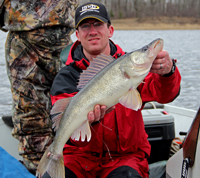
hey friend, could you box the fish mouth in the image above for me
[148,38,164,58]
[133,38,164,73]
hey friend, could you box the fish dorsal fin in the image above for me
[118,88,142,111]
[71,120,91,142]
[77,54,115,90]
[50,98,71,132]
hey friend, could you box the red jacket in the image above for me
[50,40,181,178]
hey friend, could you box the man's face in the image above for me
[76,18,114,58]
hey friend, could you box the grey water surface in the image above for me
[0,30,200,118]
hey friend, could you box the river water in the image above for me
[0,30,200,118]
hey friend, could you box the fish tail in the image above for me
[36,144,64,178]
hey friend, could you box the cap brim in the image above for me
[76,15,109,28]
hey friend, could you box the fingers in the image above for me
[155,50,167,58]
[94,105,101,121]
[100,105,107,119]
[150,50,173,75]
[88,105,115,124]
[88,111,95,124]
[151,58,165,70]
[88,105,102,124]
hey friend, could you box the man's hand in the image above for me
[88,105,115,124]
[150,50,173,75]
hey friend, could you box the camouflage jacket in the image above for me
[0,0,78,32]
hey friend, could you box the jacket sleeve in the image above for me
[50,65,81,105]
[138,66,181,104]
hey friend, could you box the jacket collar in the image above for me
[65,40,125,70]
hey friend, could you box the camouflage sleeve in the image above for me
[1,0,79,31]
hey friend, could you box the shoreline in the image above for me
[111,17,200,30]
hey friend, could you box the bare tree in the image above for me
[133,0,140,18]
[79,0,200,19]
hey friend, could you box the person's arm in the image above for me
[138,50,181,104]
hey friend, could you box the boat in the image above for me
[141,102,198,178]
[0,102,198,178]
[166,107,200,178]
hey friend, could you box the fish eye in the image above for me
[142,46,148,51]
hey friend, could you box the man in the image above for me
[50,2,181,178]
[0,0,78,174]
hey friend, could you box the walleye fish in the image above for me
[36,38,164,178]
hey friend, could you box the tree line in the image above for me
[79,0,200,19]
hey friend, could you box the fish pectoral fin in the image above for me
[118,88,142,111]
[71,120,91,142]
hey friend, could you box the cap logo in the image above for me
[80,4,100,15]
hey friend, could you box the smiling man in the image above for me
[50,2,181,178]
[76,19,113,60]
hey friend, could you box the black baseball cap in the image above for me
[75,2,111,28]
